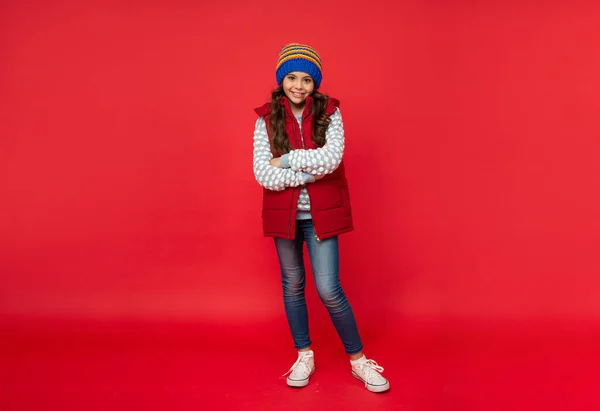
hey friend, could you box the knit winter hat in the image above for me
[276,43,323,88]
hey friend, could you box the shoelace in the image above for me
[355,359,385,387]
[281,352,314,378]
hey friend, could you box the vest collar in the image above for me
[280,95,313,119]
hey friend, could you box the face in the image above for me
[282,71,315,109]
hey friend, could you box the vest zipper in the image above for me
[288,187,297,239]
[297,114,305,149]
[297,112,320,242]
[287,115,305,240]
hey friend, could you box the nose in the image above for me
[293,78,303,90]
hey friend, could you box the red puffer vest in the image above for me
[254,95,353,240]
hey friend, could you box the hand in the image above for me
[270,158,282,168]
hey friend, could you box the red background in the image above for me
[1,0,599,410]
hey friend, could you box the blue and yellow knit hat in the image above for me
[276,43,323,88]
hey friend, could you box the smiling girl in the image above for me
[252,43,390,393]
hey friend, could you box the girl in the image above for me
[252,43,390,393]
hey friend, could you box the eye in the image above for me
[304,78,312,83]
[287,75,295,80]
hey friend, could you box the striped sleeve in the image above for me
[253,118,314,191]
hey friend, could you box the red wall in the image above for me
[1,0,599,322]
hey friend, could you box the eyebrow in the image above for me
[288,74,313,80]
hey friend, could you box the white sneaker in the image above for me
[351,357,390,393]
[282,350,315,388]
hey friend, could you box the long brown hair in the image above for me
[268,86,331,156]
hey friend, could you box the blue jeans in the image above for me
[273,219,363,354]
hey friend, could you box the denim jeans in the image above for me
[273,219,363,354]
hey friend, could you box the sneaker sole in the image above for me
[352,371,390,393]
[286,367,315,388]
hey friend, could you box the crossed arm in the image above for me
[253,109,345,191]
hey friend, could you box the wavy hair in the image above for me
[268,86,331,156]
